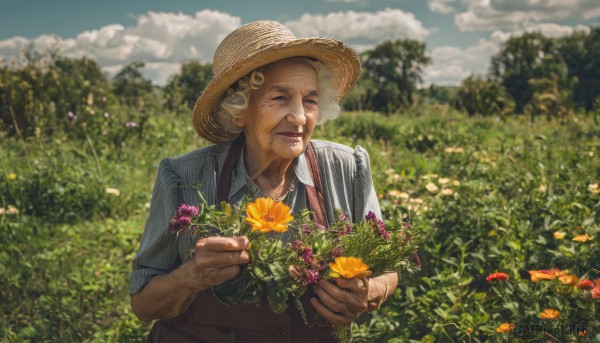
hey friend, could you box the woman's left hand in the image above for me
[310,278,369,324]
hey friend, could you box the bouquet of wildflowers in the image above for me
[168,193,424,341]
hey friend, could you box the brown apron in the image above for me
[147,136,336,342]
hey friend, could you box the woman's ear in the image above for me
[234,113,246,128]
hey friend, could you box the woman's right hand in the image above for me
[188,236,251,291]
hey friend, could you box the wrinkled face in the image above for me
[236,59,319,162]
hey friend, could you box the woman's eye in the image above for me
[305,99,318,107]
[272,96,286,101]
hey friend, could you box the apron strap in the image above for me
[216,137,328,227]
[305,142,329,228]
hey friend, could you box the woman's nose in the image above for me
[286,97,307,125]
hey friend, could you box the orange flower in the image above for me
[467,327,473,334]
[486,272,509,282]
[245,197,293,233]
[540,308,560,320]
[572,234,591,242]
[496,322,513,333]
[558,274,579,286]
[528,268,566,282]
[329,256,372,279]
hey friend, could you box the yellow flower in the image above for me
[0,208,5,216]
[419,173,439,180]
[496,322,513,333]
[558,274,579,286]
[7,173,17,181]
[572,234,591,242]
[452,180,460,186]
[553,231,566,240]
[467,327,473,334]
[387,189,409,200]
[105,187,120,196]
[438,177,450,185]
[441,188,455,196]
[538,183,547,192]
[329,256,372,279]
[224,203,231,216]
[425,182,439,192]
[540,308,559,320]
[588,183,599,194]
[245,197,293,233]
[7,205,19,215]
[444,146,464,153]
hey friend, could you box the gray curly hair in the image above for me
[216,58,340,134]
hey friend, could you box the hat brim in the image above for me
[192,37,361,143]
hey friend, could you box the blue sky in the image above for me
[1,0,598,85]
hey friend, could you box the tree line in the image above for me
[1,27,599,137]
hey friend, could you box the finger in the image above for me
[335,277,369,293]
[314,283,345,313]
[310,297,357,325]
[201,265,241,286]
[317,279,348,302]
[196,236,250,251]
[329,279,369,313]
[195,249,250,269]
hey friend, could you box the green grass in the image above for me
[1,106,599,342]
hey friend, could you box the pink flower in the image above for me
[177,204,199,218]
[365,211,390,240]
[300,269,320,286]
[331,246,344,258]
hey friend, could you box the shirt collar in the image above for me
[229,148,314,199]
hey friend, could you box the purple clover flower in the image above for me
[301,247,314,264]
[301,224,312,234]
[168,204,199,234]
[125,121,138,128]
[412,251,422,270]
[177,204,199,218]
[331,246,344,258]
[290,240,303,252]
[365,211,391,240]
[301,269,320,286]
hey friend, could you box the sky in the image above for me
[0,0,598,86]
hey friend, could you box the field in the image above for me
[1,106,599,342]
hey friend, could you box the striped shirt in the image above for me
[130,140,381,294]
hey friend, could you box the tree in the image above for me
[164,61,212,111]
[112,61,153,107]
[490,32,569,114]
[454,75,514,117]
[362,40,431,113]
[558,28,600,111]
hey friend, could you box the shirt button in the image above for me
[274,325,286,337]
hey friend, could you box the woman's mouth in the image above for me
[279,132,303,138]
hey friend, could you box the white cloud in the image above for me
[424,21,590,86]
[424,36,501,86]
[0,10,240,84]
[0,9,431,85]
[428,0,456,14]
[284,8,431,42]
[456,0,600,32]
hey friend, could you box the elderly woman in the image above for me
[130,21,398,342]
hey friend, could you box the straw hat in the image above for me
[192,20,361,143]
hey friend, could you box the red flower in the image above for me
[578,279,594,290]
[486,272,510,282]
